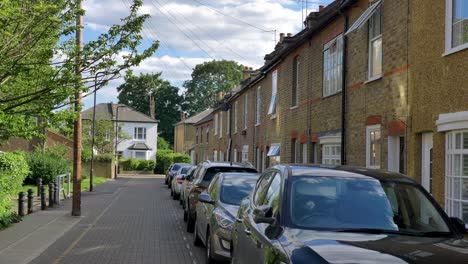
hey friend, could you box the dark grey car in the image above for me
[194,172,259,263]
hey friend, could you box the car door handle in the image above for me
[244,228,251,235]
[236,217,243,223]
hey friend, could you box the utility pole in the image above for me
[72,0,83,216]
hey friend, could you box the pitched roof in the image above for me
[82,103,159,123]
[175,108,213,125]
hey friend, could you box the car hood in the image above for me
[281,228,468,264]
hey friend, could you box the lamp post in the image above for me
[90,72,106,192]
[114,105,124,179]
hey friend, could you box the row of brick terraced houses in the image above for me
[174,0,468,224]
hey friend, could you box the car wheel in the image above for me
[193,220,202,247]
[173,192,178,200]
[167,181,171,189]
[230,247,236,264]
[179,196,183,205]
[205,232,215,264]
[183,207,188,222]
[186,208,195,233]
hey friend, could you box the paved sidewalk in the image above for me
[27,176,205,264]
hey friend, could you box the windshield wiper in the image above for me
[335,228,419,236]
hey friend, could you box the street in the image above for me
[30,176,206,264]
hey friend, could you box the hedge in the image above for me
[0,152,29,227]
[154,150,191,174]
[25,147,71,185]
[120,159,155,172]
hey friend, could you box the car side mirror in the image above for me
[450,217,467,234]
[198,192,215,205]
[253,205,275,224]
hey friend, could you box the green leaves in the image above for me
[183,60,243,115]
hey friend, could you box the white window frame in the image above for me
[256,86,261,125]
[242,145,249,162]
[268,70,278,118]
[244,94,248,130]
[219,151,224,162]
[133,127,147,140]
[301,143,308,164]
[219,112,223,138]
[214,113,218,135]
[366,125,382,169]
[445,0,468,55]
[233,149,238,162]
[292,56,299,107]
[206,126,210,143]
[292,139,298,163]
[234,101,238,133]
[323,35,343,97]
[368,8,383,80]
[322,144,341,165]
[213,150,218,162]
[445,130,468,225]
[134,151,147,160]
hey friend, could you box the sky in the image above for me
[81,0,334,110]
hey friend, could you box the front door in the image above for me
[421,132,433,193]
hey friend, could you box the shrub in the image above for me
[136,160,156,171]
[0,152,29,221]
[94,153,114,162]
[81,147,92,162]
[120,158,155,171]
[154,150,191,174]
[26,147,71,185]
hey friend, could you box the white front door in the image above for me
[421,132,433,193]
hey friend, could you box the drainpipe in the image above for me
[340,8,349,165]
[227,103,233,163]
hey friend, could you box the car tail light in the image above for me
[177,178,183,184]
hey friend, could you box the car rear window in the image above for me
[171,164,181,171]
[203,167,257,182]
[180,167,190,174]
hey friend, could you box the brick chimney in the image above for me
[319,5,325,11]
[279,33,285,43]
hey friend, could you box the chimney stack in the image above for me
[279,33,285,43]
[319,5,324,11]
[287,33,292,38]
[243,66,252,80]
[149,95,155,119]
[180,111,186,121]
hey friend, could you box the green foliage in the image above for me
[0,152,29,220]
[120,158,155,171]
[94,154,114,162]
[81,147,92,162]
[117,73,184,145]
[157,137,171,150]
[26,147,71,185]
[154,150,191,174]
[183,60,243,115]
[0,0,158,142]
[82,118,129,154]
[0,213,22,230]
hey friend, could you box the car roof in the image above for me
[201,161,256,169]
[219,172,259,178]
[280,164,417,183]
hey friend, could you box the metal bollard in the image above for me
[40,185,46,210]
[37,178,42,197]
[54,182,59,205]
[48,183,54,208]
[27,189,34,214]
[18,192,25,217]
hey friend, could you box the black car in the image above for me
[184,161,258,233]
[231,165,468,264]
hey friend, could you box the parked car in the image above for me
[184,161,258,233]
[194,172,259,262]
[181,166,197,206]
[231,165,468,264]
[171,165,192,200]
[165,163,190,188]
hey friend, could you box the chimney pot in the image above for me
[319,5,324,11]
[287,33,292,37]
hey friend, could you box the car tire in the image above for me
[183,207,188,222]
[173,192,179,200]
[205,232,215,264]
[179,197,183,206]
[186,208,195,233]
[193,221,202,247]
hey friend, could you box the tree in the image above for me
[82,116,129,154]
[183,60,244,115]
[117,73,184,145]
[0,0,158,142]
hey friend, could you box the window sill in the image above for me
[289,106,298,110]
[255,123,260,127]
[364,74,383,84]
[443,43,468,57]
[270,114,277,120]
[322,91,341,99]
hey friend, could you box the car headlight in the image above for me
[214,209,234,230]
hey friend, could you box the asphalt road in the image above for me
[30,176,207,264]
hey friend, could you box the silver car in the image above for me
[181,166,197,207]
[193,172,259,262]
[171,165,192,200]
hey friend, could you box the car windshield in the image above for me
[180,167,190,174]
[171,164,181,171]
[220,177,258,205]
[203,167,257,182]
[289,176,451,235]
